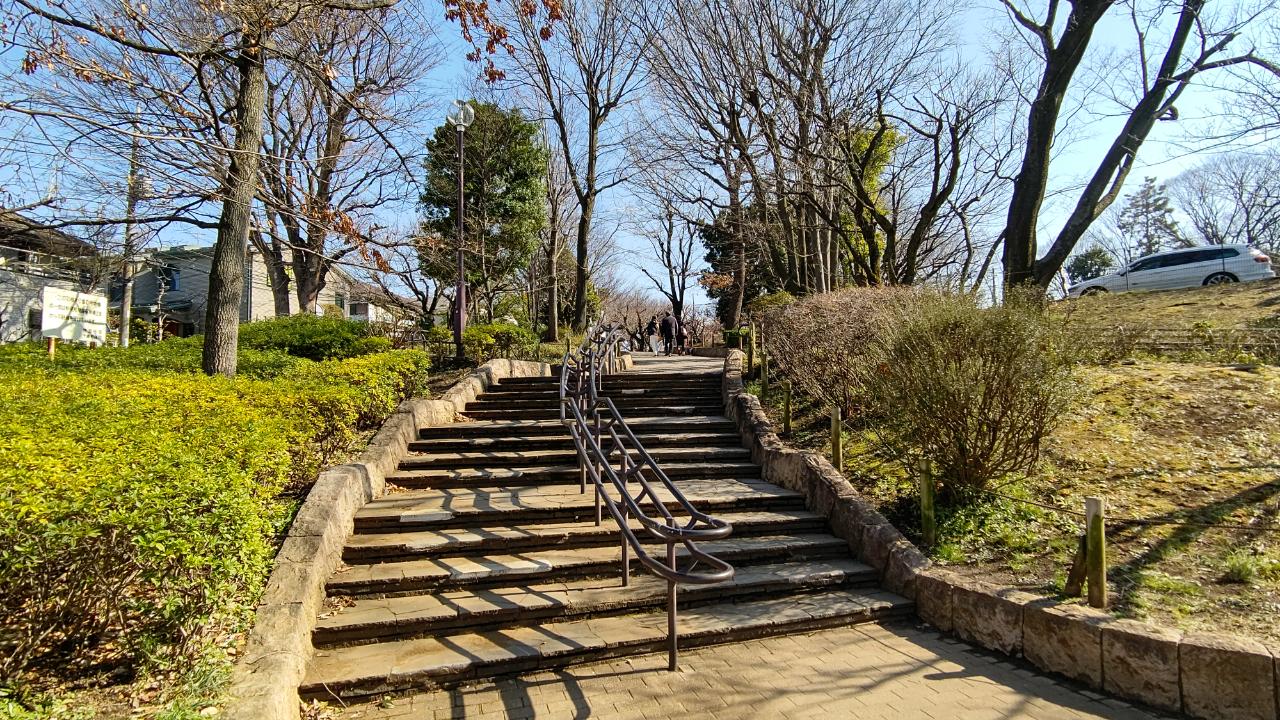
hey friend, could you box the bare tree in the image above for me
[999,0,1275,289]
[634,200,700,319]
[1170,151,1280,251]
[498,0,649,330]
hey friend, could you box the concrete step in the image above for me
[407,432,744,453]
[416,416,737,440]
[387,461,761,488]
[341,509,829,563]
[327,534,848,598]
[463,405,721,420]
[396,446,750,471]
[314,558,876,647]
[353,479,804,533]
[300,588,912,700]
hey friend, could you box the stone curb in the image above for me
[223,358,551,720]
[721,349,1278,720]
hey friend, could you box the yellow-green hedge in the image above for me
[0,341,429,686]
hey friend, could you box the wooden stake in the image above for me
[830,406,843,471]
[918,459,936,548]
[746,322,756,374]
[1085,496,1107,608]
[782,380,792,434]
[46,337,56,360]
[1063,535,1088,597]
[760,350,769,399]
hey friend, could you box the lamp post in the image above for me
[446,99,475,360]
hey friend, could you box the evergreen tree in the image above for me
[1064,246,1115,283]
[1116,177,1186,257]
[421,102,547,322]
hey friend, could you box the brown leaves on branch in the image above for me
[442,0,560,81]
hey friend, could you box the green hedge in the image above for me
[0,340,429,688]
[238,314,390,361]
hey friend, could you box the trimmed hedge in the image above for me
[0,340,429,687]
[238,314,390,361]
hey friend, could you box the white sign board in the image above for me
[41,286,108,344]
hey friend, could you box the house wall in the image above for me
[0,268,104,343]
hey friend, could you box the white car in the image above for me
[1067,245,1275,298]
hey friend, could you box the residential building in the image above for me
[124,245,408,335]
[0,214,107,343]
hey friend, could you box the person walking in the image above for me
[676,320,689,356]
[659,311,676,356]
[645,315,660,355]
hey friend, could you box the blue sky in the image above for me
[4,0,1259,310]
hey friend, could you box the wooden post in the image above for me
[1085,496,1107,608]
[746,323,756,374]
[830,406,843,471]
[918,459,936,548]
[782,380,792,434]
[760,350,769,399]
[46,337,56,360]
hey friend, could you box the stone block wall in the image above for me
[721,350,1278,720]
[225,358,551,720]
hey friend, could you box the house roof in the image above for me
[0,213,96,257]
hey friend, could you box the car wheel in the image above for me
[1203,272,1238,286]
[1081,287,1107,296]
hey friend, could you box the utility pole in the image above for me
[446,100,474,360]
[118,136,143,347]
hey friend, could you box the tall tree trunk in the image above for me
[545,246,559,341]
[572,193,594,330]
[202,33,268,377]
[1001,0,1113,286]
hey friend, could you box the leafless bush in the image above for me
[759,286,923,416]
[862,291,1080,498]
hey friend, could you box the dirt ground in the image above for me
[754,360,1280,644]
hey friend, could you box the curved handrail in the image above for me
[558,320,735,670]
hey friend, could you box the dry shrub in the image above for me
[862,290,1080,498]
[759,286,922,416]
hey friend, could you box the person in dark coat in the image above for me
[644,315,659,354]
[659,311,676,355]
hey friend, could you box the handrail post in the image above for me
[593,404,603,526]
[667,540,678,672]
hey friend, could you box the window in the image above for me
[335,294,346,311]
[157,266,180,292]
[1129,258,1158,273]
[1159,251,1201,267]
[1210,247,1239,260]
[349,302,369,316]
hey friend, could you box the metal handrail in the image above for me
[559,321,734,671]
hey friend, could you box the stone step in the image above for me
[416,416,737,440]
[463,405,721,420]
[300,588,912,700]
[354,479,805,533]
[387,462,761,489]
[341,509,828,563]
[483,385,721,399]
[466,396,723,411]
[407,432,744,453]
[314,558,876,648]
[498,375,719,387]
[397,446,750,471]
[327,534,848,598]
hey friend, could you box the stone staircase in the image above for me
[300,360,912,702]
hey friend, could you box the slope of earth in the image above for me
[1059,276,1280,329]
[751,360,1280,643]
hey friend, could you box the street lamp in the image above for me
[446,99,475,360]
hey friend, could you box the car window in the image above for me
[1167,251,1203,265]
[1211,247,1239,259]
[1129,258,1158,272]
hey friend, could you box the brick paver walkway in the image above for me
[327,622,1166,720]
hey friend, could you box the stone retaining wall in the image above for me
[722,349,1278,720]
[224,358,551,720]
